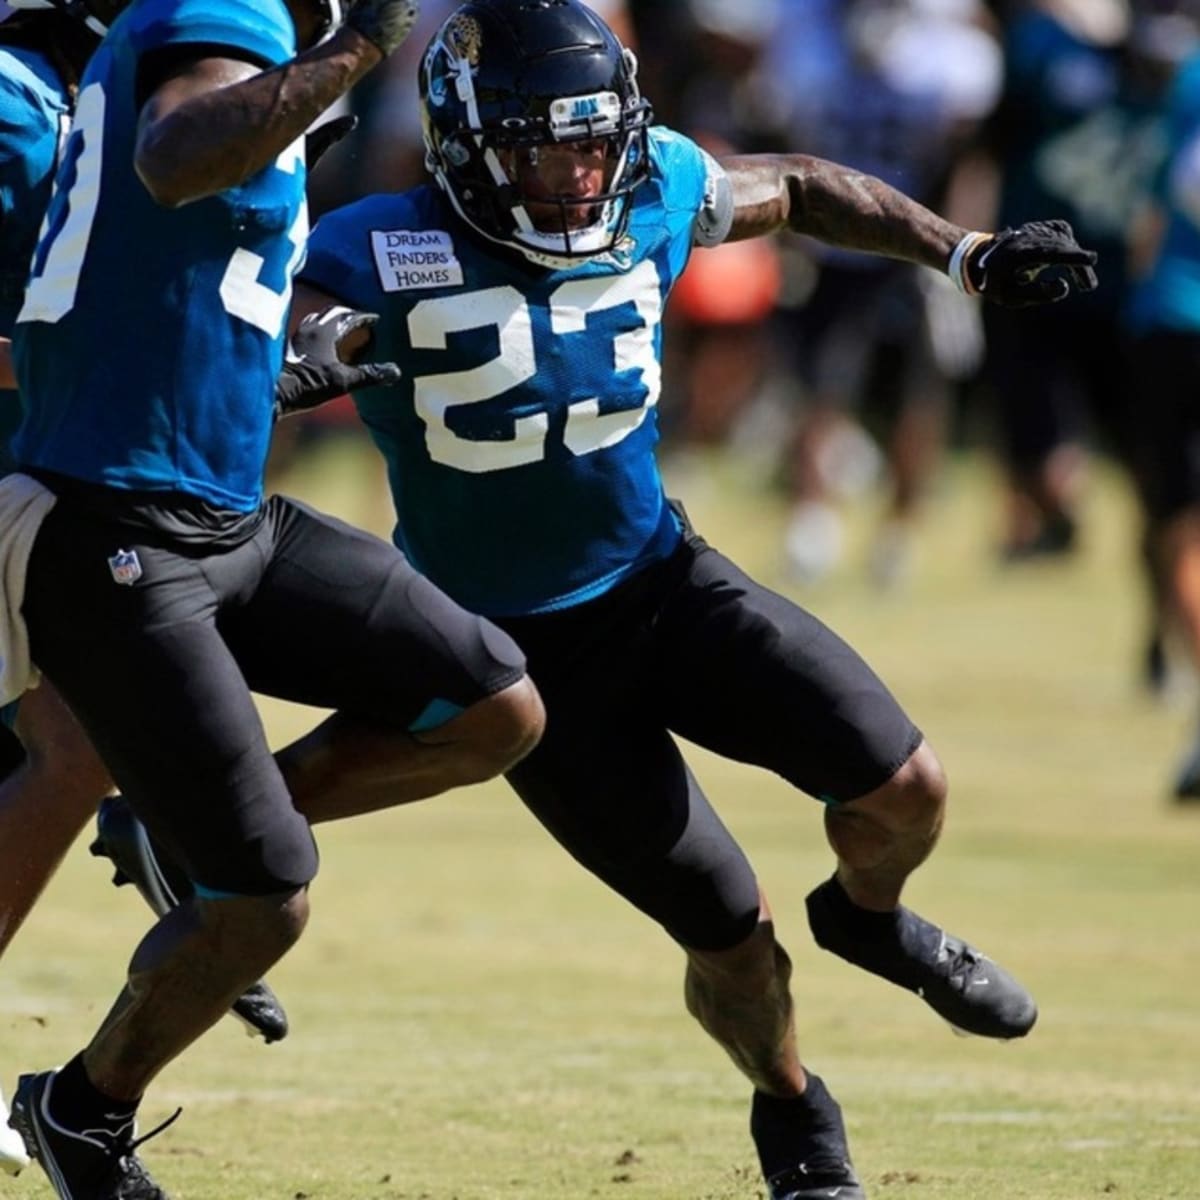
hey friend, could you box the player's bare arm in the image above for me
[721,153,965,271]
[135,0,419,207]
[718,153,1099,307]
[0,338,12,391]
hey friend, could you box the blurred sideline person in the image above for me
[1125,27,1200,799]
[2,1,545,1198]
[0,0,295,1169]
[284,3,1094,1197]
[769,0,1003,586]
[984,0,1169,564]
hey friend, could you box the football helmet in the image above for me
[419,0,654,267]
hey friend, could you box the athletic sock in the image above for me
[815,874,900,942]
[48,1053,140,1137]
[750,1072,847,1179]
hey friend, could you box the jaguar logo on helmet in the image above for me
[418,0,655,269]
[445,12,484,65]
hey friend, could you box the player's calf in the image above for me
[90,797,290,1044]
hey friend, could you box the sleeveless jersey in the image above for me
[1127,54,1200,334]
[0,43,70,474]
[301,128,715,617]
[13,0,305,512]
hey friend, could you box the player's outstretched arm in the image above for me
[135,0,419,208]
[717,154,1098,307]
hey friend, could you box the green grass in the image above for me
[3,436,1199,1199]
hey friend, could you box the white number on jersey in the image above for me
[19,83,106,325]
[218,140,307,336]
[20,86,306,337]
[408,259,663,473]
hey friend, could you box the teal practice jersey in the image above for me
[997,11,1165,312]
[1128,54,1200,334]
[0,43,70,473]
[304,131,724,619]
[300,129,720,618]
[13,0,306,512]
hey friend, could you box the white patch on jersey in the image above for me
[371,229,464,291]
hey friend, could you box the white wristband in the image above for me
[948,231,990,296]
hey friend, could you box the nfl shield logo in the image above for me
[107,548,143,586]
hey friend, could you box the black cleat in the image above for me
[767,1162,866,1200]
[8,1069,174,1200]
[230,981,289,1044]
[1171,730,1200,802]
[806,878,1037,1039]
[753,1081,866,1200]
[90,796,290,1044]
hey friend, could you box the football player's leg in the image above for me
[0,683,112,960]
[21,508,316,1113]
[225,497,542,822]
[0,691,114,1177]
[506,695,862,1199]
[89,795,291,1043]
[658,532,1036,1039]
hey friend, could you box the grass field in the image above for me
[2,436,1199,1200]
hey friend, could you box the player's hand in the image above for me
[967,219,1099,307]
[273,306,401,419]
[345,0,420,56]
[306,114,357,174]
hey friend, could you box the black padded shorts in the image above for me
[23,493,526,897]
[500,521,922,951]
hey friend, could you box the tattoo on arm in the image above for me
[136,29,381,207]
[720,154,968,273]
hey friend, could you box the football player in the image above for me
[278,2,1096,1198]
[0,0,300,1169]
[3,0,546,1196]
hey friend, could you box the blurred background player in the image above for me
[982,0,1167,572]
[768,0,1003,586]
[1123,4,1200,796]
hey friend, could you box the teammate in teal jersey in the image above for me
[0,0,315,1085]
[0,0,295,1168]
[282,3,1095,1197]
[0,5,105,1170]
[1126,32,1200,799]
[985,3,1170,562]
[4,0,546,1198]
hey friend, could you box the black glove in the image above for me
[967,219,1099,307]
[305,114,357,174]
[346,0,421,56]
[274,306,401,419]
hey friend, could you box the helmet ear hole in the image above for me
[418,0,654,266]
